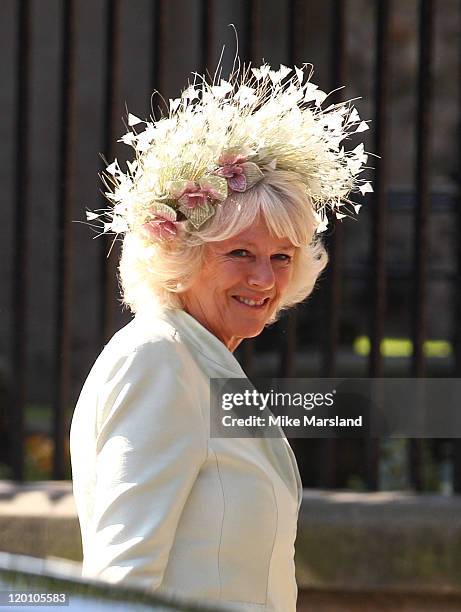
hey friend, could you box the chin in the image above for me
[238,324,267,339]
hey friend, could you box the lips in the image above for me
[232,295,270,308]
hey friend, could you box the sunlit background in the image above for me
[0,0,460,494]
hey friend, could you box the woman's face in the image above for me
[180,217,296,351]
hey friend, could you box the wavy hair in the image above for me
[119,170,328,321]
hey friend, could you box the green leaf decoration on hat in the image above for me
[179,201,216,229]
[166,179,195,199]
[198,175,228,201]
[241,162,264,190]
[149,202,177,221]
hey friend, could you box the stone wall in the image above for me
[2,483,461,610]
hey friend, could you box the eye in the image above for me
[229,249,250,257]
[272,253,292,262]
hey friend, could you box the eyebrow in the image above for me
[234,241,296,251]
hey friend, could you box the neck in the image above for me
[179,301,241,353]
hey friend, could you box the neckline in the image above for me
[135,307,302,506]
[138,307,246,376]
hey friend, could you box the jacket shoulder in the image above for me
[106,314,180,354]
[74,315,207,443]
[95,315,187,381]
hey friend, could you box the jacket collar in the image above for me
[135,306,303,511]
[162,309,303,510]
[137,307,246,377]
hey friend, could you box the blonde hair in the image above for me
[119,170,328,320]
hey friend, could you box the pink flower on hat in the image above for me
[178,186,208,209]
[215,153,248,192]
[142,213,178,242]
[174,180,224,209]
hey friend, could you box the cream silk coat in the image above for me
[70,308,303,611]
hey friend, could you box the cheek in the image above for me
[202,267,238,303]
[276,267,293,294]
[216,261,245,289]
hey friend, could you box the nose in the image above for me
[247,257,275,290]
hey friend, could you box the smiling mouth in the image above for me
[232,295,270,308]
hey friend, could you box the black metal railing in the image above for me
[2,0,460,491]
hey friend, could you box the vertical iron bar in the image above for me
[318,0,346,489]
[200,0,214,75]
[452,3,461,494]
[52,0,76,479]
[288,0,303,65]
[278,312,298,377]
[409,0,434,491]
[241,0,262,377]
[369,2,389,378]
[365,0,391,491]
[278,0,304,379]
[412,0,434,379]
[241,337,255,378]
[151,0,165,100]
[100,0,122,345]
[323,0,345,380]
[10,0,31,481]
[244,0,261,65]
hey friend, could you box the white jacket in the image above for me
[70,308,302,611]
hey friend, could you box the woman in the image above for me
[70,62,371,611]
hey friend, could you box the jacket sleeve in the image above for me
[82,339,208,589]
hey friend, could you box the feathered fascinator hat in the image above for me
[88,62,373,242]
